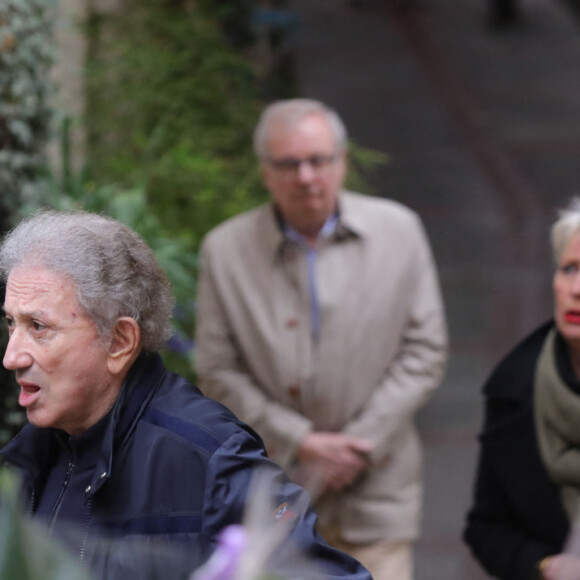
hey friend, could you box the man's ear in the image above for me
[107,317,141,376]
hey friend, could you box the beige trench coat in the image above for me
[195,191,448,543]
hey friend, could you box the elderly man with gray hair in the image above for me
[0,210,372,580]
[195,98,448,580]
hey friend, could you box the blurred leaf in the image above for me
[0,468,91,580]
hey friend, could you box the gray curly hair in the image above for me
[551,197,580,265]
[253,98,348,160]
[0,210,174,352]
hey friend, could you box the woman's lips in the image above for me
[18,382,40,407]
[565,311,580,324]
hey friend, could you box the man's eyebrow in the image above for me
[3,308,45,319]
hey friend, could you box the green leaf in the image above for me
[0,469,92,580]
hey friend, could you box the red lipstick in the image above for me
[565,311,580,324]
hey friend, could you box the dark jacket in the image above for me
[1,353,371,580]
[463,321,569,580]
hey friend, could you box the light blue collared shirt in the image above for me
[283,213,339,340]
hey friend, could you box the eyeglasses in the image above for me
[264,153,339,173]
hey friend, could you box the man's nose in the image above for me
[296,159,316,182]
[3,331,32,371]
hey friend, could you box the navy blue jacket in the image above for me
[463,321,569,580]
[2,353,372,580]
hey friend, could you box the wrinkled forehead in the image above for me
[4,265,79,310]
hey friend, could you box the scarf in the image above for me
[535,328,580,521]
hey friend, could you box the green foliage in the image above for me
[0,392,24,450]
[145,143,267,249]
[85,0,267,245]
[345,141,389,193]
[0,0,54,225]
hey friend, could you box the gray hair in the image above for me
[551,197,580,265]
[0,210,174,352]
[253,98,348,159]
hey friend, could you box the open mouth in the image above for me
[18,382,40,407]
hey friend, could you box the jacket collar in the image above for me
[88,352,166,497]
[483,319,554,402]
[262,190,364,262]
[336,190,368,238]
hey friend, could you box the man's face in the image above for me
[3,266,119,435]
[260,113,346,238]
[554,231,580,348]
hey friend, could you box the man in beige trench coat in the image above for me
[195,98,448,580]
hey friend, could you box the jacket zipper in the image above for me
[79,496,94,562]
[29,489,37,515]
[48,459,75,533]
